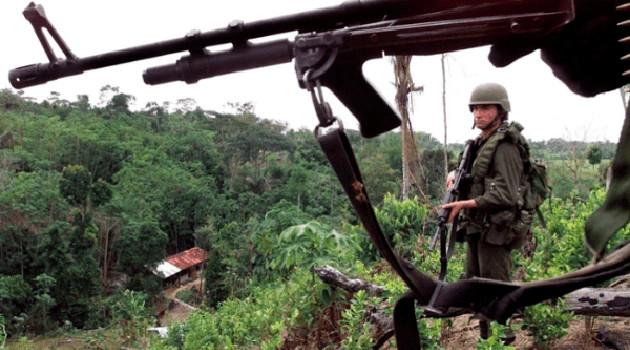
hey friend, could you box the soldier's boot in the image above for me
[479,320,489,339]
[503,327,516,345]
[501,320,516,345]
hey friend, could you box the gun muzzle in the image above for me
[9,61,84,89]
[143,39,293,85]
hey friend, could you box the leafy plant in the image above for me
[174,270,323,349]
[416,310,444,349]
[520,300,571,349]
[174,289,196,304]
[339,290,375,349]
[110,290,154,347]
[475,322,516,350]
[271,221,361,272]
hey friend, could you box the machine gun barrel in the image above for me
[143,39,294,85]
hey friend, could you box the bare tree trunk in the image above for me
[441,54,449,189]
[393,56,425,201]
[395,56,413,200]
[103,229,109,286]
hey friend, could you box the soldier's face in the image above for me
[472,104,499,130]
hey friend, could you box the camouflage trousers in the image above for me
[465,232,513,282]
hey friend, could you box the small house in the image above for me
[154,247,209,287]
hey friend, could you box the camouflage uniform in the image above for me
[462,122,529,282]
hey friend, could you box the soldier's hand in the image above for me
[441,199,478,223]
[446,170,456,190]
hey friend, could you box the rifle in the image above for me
[430,140,474,281]
[9,0,574,138]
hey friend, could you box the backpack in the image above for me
[473,121,550,228]
[521,154,550,227]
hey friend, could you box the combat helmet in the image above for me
[468,82,511,112]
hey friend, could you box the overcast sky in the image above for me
[1,0,626,144]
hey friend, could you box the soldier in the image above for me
[442,82,532,342]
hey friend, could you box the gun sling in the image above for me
[316,123,630,349]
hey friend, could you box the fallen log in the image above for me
[314,265,392,347]
[565,288,630,316]
[314,265,385,297]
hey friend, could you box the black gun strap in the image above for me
[317,128,437,300]
[317,127,630,349]
[447,216,459,260]
[317,128,437,349]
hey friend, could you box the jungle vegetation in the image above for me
[0,88,622,349]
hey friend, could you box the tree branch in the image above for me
[314,265,385,297]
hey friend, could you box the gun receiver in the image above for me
[9,0,574,137]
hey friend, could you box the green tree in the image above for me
[0,171,68,277]
[586,144,603,167]
[0,275,32,336]
[288,129,328,167]
[234,120,294,188]
[115,221,167,293]
[358,151,399,204]
[60,165,90,207]
[422,148,454,200]
[286,165,310,210]
[32,223,101,328]
[31,274,57,332]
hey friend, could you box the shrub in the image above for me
[521,300,571,349]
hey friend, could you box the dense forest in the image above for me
[0,87,624,349]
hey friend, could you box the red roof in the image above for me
[166,247,208,270]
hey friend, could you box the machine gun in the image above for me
[430,140,474,281]
[9,0,574,138]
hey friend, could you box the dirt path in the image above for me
[159,278,204,326]
[163,277,204,299]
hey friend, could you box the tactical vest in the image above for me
[469,121,528,199]
[464,121,530,245]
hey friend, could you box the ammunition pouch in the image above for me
[484,210,514,246]
[482,209,532,249]
[462,209,487,236]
